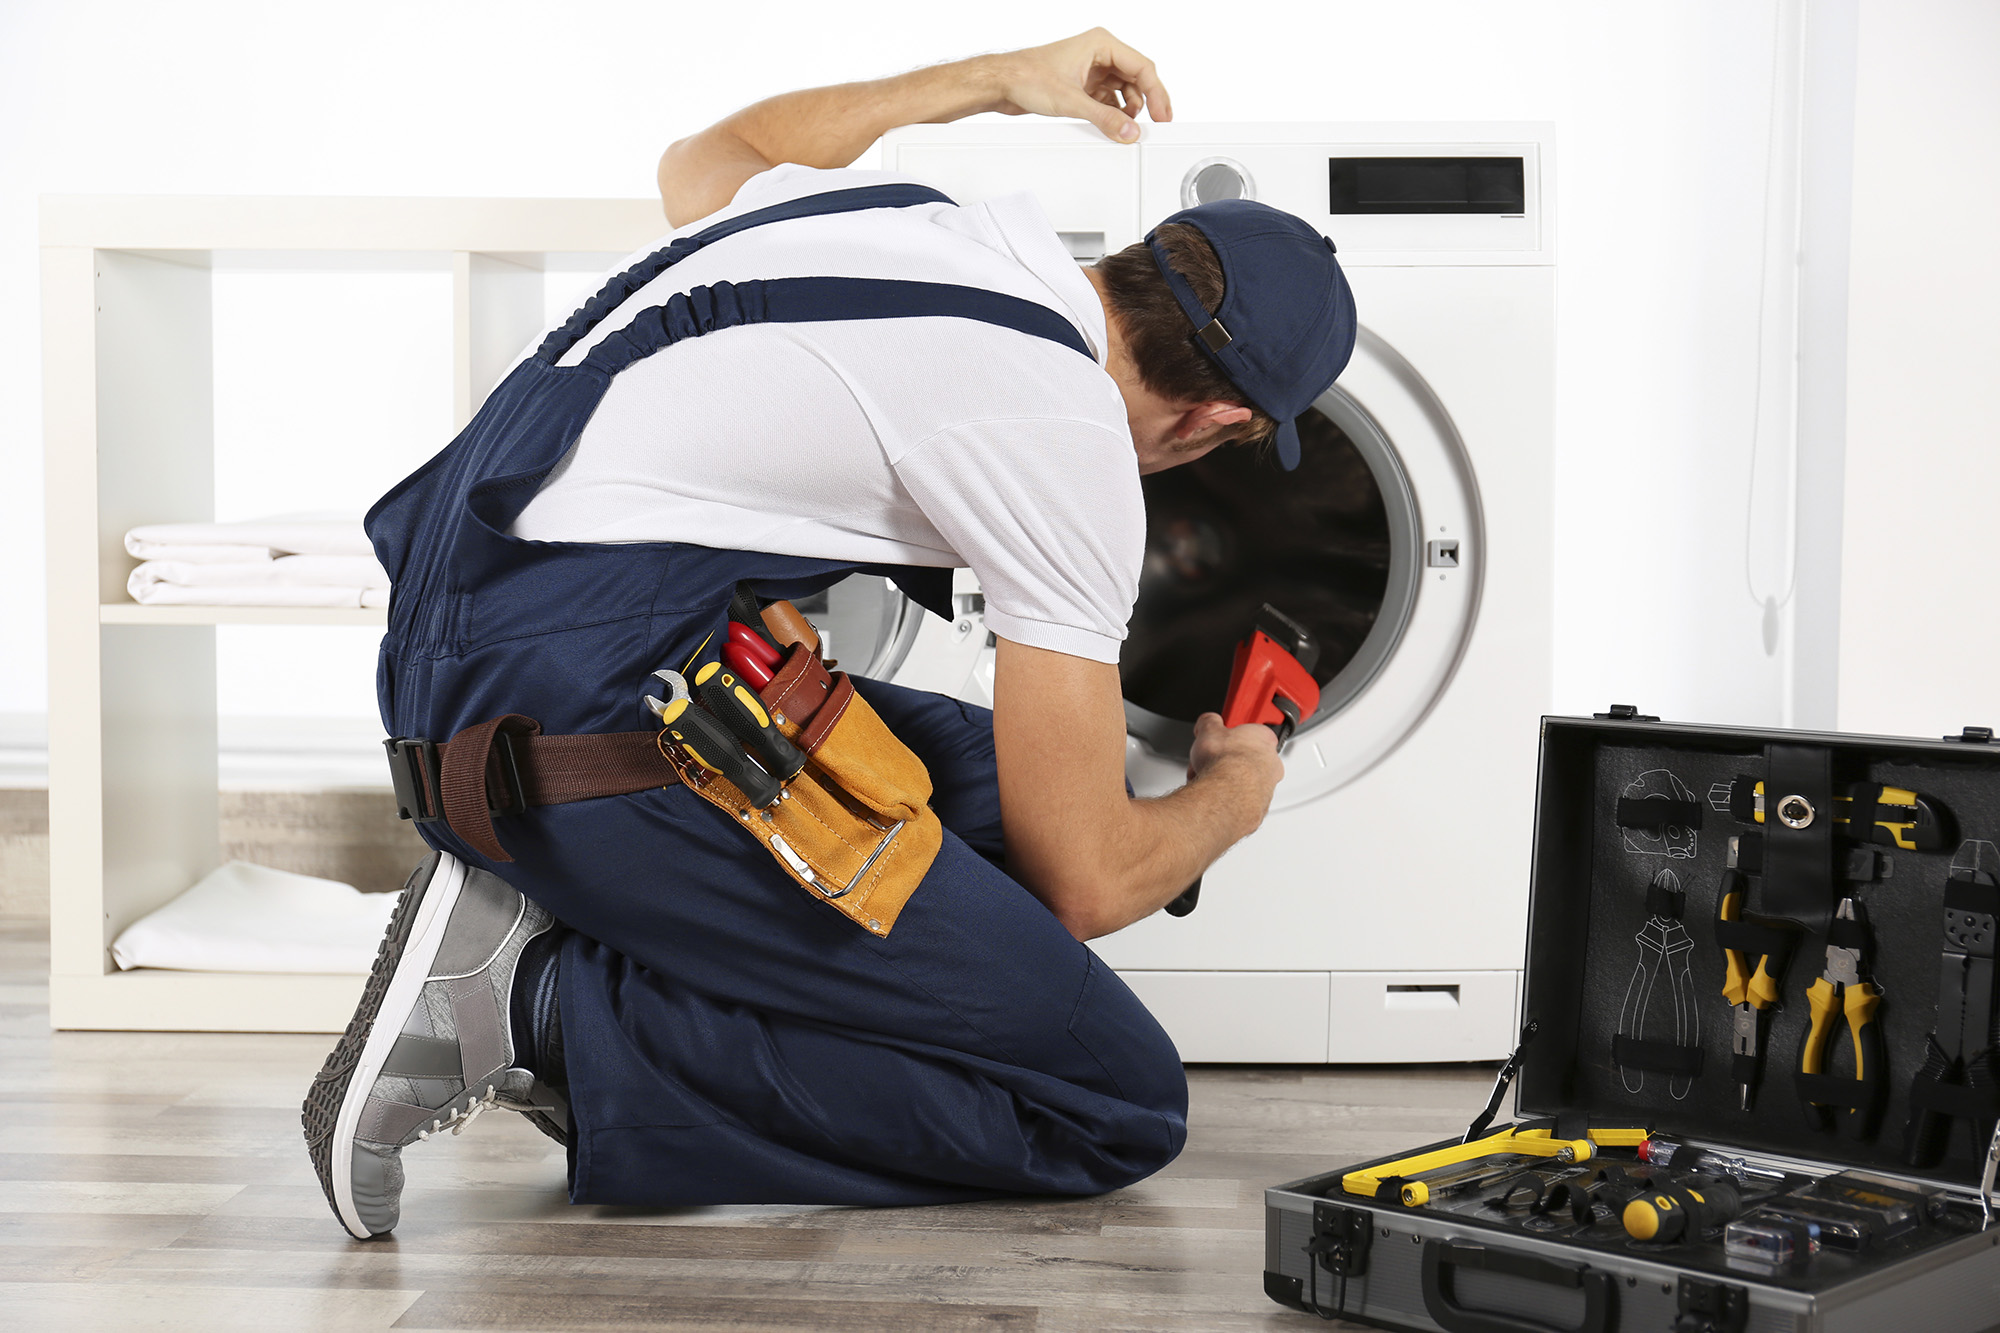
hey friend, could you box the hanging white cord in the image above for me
[1743,0,1809,612]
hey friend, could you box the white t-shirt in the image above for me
[510,165,1144,663]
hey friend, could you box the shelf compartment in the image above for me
[49,968,367,1033]
[101,604,387,626]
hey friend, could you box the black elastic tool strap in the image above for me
[1825,915,1871,950]
[1714,918,1801,965]
[1613,1036,1705,1075]
[1762,743,1836,931]
[1794,1071,1881,1112]
[1617,797,1704,831]
[1647,882,1686,918]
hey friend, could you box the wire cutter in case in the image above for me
[1798,897,1887,1139]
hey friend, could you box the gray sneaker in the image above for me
[302,851,568,1239]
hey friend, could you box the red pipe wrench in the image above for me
[1167,605,1321,917]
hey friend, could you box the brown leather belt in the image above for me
[386,624,838,864]
[386,718,681,863]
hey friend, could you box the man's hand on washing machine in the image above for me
[983,28,1174,144]
[658,30,1171,226]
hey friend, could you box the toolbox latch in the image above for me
[1948,725,1994,744]
[1672,1276,1747,1333]
[1593,704,1660,721]
[1306,1200,1372,1278]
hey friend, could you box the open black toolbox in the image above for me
[1265,712,2000,1332]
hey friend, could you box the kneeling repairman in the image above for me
[303,28,1357,1239]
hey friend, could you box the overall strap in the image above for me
[537,183,955,364]
[579,275,1095,377]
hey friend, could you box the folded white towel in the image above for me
[124,542,279,564]
[130,554,389,592]
[126,580,388,609]
[110,860,398,974]
[124,514,374,560]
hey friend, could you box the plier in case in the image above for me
[1717,866,1790,1111]
[1904,839,2000,1168]
[1798,897,1887,1139]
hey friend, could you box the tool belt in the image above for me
[385,636,939,939]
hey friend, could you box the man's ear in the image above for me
[1173,401,1254,441]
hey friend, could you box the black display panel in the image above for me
[1328,156,1526,214]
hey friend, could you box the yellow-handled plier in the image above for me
[1718,868,1784,1110]
[1798,897,1887,1139]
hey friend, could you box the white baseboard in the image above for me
[0,712,389,790]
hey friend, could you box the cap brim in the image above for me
[1273,416,1301,471]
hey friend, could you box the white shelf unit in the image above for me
[42,195,664,1031]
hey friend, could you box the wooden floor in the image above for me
[0,918,1495,1331]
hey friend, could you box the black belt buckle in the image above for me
[384,737,444,823]
[487,730,526,818]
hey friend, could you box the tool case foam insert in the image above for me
[1264,713,2000,1332]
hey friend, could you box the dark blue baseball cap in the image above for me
[1145,199,1358,470]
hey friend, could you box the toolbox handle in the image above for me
[1420,1239,1612,1333]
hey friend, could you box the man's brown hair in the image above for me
[1094,224,1279,445]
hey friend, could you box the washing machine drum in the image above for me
[1122,409,1389,737]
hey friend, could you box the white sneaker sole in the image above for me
[309,851,468,1240]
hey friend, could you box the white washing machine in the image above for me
[796,123,1554,1063]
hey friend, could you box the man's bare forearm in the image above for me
[659,58,1002,225]
[658,30,1170,226]
[1092,757,1273,931]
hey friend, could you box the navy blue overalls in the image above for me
[365,184,1188,1206]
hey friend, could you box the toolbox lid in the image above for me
[1513,713,2000,1193]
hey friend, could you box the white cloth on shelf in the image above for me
[125,580,388,608]
[123,542,279,564]
[123,513,375,560]
[129,554,389,593]
[122,514,385,608]
[109,860,397,974]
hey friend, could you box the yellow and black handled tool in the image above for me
[1719,777,1953,852]
[1718,867,1791,1111]
[646,669,784,809]
[1342,1125,1649,1207]
[1623,1175,1743,1243]
[695,661,807,782]
[1798,897,1887,1139]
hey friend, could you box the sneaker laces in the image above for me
[415,1083,542,1140]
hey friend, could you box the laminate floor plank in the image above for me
[0,918,1470,1331]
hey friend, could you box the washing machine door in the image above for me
[1123,327,1482,808]
[815,325,1481,809]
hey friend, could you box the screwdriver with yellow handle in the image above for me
[1715,777,1953,852]
[645,669,784,809]
[1622,1175,1743,1243]
[694,661,807,782]
[1798,896,1887,1139]
[1718,867,1788,1111]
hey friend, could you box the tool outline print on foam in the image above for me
[1617,768,1700,859]
[1615,868,1703,1101]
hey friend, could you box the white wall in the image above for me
[1837,0,2000,739]
[0,0,1923,744]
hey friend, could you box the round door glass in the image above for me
[788,575,922,679]
[1120,392,1419,758]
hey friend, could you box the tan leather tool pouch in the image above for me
[662,641,940,937]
